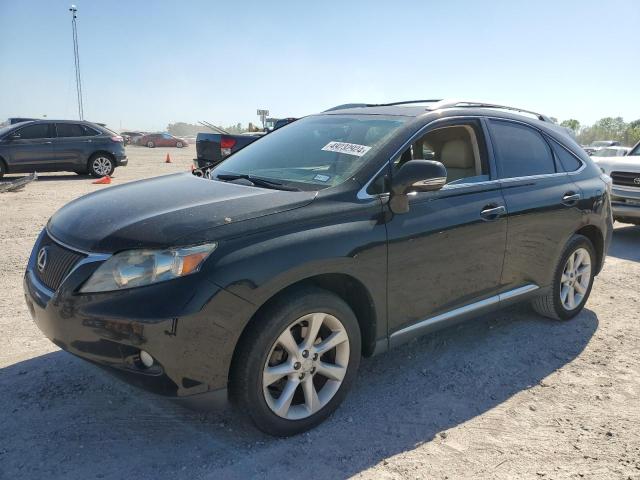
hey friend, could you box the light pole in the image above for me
[69,5,84,120]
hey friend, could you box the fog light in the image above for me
[139,350,154,368]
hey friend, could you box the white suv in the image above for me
[593,141,640,225]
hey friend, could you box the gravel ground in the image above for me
[1,145,639,479]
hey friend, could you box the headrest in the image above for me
[441,139,474,169]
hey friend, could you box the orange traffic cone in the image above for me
[165,153,172,163]
[92,176,111,185]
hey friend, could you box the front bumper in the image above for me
[23,232,254,398]
[611,186,640,219]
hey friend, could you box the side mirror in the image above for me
[389,160,447,214]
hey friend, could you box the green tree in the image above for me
[560,119,581,135]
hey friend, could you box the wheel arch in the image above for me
[228,273,378,384]
[0,155,8,173]
[87,150,115,165]
[575,224,604,274]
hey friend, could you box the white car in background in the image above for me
[593,141,640,225]
[591,146,630,158]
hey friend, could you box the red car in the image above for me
[140,133,188,148]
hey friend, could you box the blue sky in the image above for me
[1,0,638,131]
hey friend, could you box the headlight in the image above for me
[80,243,217,293]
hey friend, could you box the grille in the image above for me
[611,171,640,188]
[34,232,86,291]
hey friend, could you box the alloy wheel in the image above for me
[92,157,112,176]
[560,247,592,310]
[262,312,349,420]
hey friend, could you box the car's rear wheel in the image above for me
[231,287,361,436]
[88,154,115,178]
[532,234,596,320]
[176,141,183,148]
[147,141,155,148]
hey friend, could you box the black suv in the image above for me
[0,120,127,178]
[24,100,612,436]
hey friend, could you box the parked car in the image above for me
[583,140,620,155]
[120,131,145,146]
[140,133,188,148]
[592,140,640,225]
[24,100,612,436]
[194,131,261,167]
[0,120,127,178]
[590,146,630,157]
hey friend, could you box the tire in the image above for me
[230,286,361,436]
[176,142,183,148]
[147,141,155,148]
[88,153,115,178]
[532,234,596,320]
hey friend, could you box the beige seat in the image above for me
[440,139,476,182]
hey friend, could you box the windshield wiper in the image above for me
[215,173,301,191]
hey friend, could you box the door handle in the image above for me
[480,205,506,221]
[44,141,52,144]
[562,192,581,205]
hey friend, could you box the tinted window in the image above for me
[489,120,556,178]
[82,125,101,136]
[56,123,86,137]
[16,123,50,139]
[550,141,582,171]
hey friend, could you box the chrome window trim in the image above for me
[357,114,587,201]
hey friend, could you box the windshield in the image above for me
[0,124,16,137]
[212,115,408,190]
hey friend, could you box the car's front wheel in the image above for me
[532,234,596,320]
[88,154,115,178]
[231,287,361,436]
[176,141,183,148]
[147,141,155,148]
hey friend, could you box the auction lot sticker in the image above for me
[322,141,371,157]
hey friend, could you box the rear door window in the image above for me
[549,140,582,172]
[488,120,556,178]
[56,123,86,138]
[16,123,51,139]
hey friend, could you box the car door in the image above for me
[385,118,507,342]
[53,122,94,169]
[486,118,584,292]
[3,123,55,172]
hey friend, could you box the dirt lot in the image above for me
[1,145,639,479]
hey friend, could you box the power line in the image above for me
[69,5,84,120]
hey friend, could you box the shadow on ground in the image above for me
[0,306,597,479]
[608,224,640,262]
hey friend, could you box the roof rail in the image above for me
[324,99,442,112]
[426,100,552,122]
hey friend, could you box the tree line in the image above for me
[166,122,258,137]
[560,117,640,146]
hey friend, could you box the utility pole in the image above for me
[69,5,84,120]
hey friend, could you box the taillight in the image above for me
[220,137,236,149]
[111,136,123,143]
[220,137,236,158]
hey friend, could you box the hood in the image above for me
[592,155,640,173]
[48,173,316,253]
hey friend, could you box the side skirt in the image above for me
[386,284,541,350]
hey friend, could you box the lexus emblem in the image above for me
[634,177,640,185]
[37,247,48,272]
